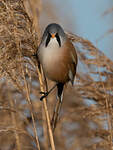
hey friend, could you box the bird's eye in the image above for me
[45,32,51,47]
[55,33,61,47]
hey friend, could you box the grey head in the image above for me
[41,23,67,47]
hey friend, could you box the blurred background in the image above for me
[41,0,113,58]
[0,0,113,150]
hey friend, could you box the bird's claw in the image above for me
[40,91,48,101]
[40,91,46,94]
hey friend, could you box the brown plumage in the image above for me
[44,39,77,84]
[38,23,78,100]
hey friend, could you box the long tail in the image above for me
[51,83,64,131]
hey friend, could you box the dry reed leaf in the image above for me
[0,0,113,150]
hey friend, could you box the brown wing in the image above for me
[63,39,78,84]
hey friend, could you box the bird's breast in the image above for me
[38,38,77,83]
[40,44,62,72]
[39,40,69,82]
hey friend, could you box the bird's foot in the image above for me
[40,91,49,101]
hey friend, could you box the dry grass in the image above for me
[0,0,113,150]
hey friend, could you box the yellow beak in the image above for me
[51,33,56,38]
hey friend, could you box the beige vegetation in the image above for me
[0,0,113,150]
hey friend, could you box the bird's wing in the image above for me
[66,40,78,85]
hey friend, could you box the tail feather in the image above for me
[57,83,64,102]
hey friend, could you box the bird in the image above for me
[37,23,78,101]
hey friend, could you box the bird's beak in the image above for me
[51,33,56,38]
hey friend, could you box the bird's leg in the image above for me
[40,84,57,101]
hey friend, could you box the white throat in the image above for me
[43,37,60,59]
[47,37,60,49]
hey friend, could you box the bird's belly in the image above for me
[44,63,69,83]
[41,50,69,83]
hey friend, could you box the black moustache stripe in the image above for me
[56,33,61,47]
[45,33,51,47]
[45,33,61,47]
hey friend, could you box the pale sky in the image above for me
[43,0,113,59]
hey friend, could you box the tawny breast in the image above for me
[39,39,77,84]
